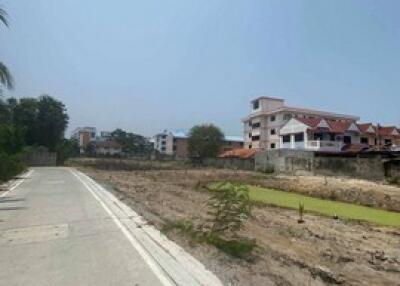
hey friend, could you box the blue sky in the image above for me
[1,0,399,137]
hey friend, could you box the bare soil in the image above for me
[81,168,400,286]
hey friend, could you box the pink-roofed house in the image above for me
[279,117,361,152]
[242,96,359,150]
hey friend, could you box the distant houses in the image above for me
[71,127,97,154]
[71,95,399,158]
[71,128,125,156]
[153,130,243,159]
[243,96,400,152]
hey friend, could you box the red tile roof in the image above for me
[378,126,399,137]
[218,148,258,159]
[295,117,355,133]
[326,120,352,133]
[296,117,322,128]
[357,123,375,134]
[357,123,400,137]
[341,143,371,153]
[95,141,122,148]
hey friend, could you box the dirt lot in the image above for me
[80,167,400,286]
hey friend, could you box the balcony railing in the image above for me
[305,140,343,151]
[281,140,343,151]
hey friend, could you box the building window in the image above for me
[270,143,276,149]
[329,133,335,141]
[270,115,276,122]
[173,145,177,151]
[282,135,290,143]
[344,136,352,144]
[248,121,252,127]
[270,129,276,135]
[248,133,252,138]
[161,146,166,151]
[361,137,368,144]
[253,100,259,110]
[384,139,392,145]
[283,114,292,120]
[252,122,260,128]
[294,133,304,142]
[314,133,323,140]
[249,144,252,149]
[251,135,260,141]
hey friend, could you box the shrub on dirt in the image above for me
[0,152,25,182]
[205,182,252,236]
[163,182,256,259]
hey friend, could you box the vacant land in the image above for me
[76,164,400,286]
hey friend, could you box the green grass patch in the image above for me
[210,183,400,227]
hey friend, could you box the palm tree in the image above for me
[0,7,13,89]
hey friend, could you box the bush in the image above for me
[163,220,257,259]
[163,182,256,259]
[205,182,252,236]
[206,233,256,259]
[0,152,25,182]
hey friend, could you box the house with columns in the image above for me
[243,96,400,152]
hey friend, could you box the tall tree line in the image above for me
[0,95,69,151]
[0,95,72,181]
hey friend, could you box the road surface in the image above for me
[0,167,222,286]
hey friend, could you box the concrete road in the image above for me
[0,168,168,286]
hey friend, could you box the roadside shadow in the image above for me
[12,176,32,180]
[0,206,27,211]
[0,198,25,203]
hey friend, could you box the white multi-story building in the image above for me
[154,130,244,158]
[242,96,359,150]
[71,127,97,153]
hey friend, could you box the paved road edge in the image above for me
[70,168,224,286]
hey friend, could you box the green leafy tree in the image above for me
[0,124,25,154]
[111,128,151,155]
[0,8,13,89]
[84,141,96,156]
[35,95,69,151]
[206,182,252,236]
[0,98,11,124]
[188,124,224,159]
[13,98,39,145]
[56,138,79,164]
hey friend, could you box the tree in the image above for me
[13,98,39,145]
[111,128,151,155]
[56,138,79,164]
[0,97,11,124]
[35,95,69,151]
[0,7,9,27]
[0,8,13,89]
[188,124,224,159]
[0,124,25,154]
[206,182,252,236]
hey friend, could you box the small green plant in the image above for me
[298,202,305,223]
[164,182,256,259]
[205,182,252,236]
